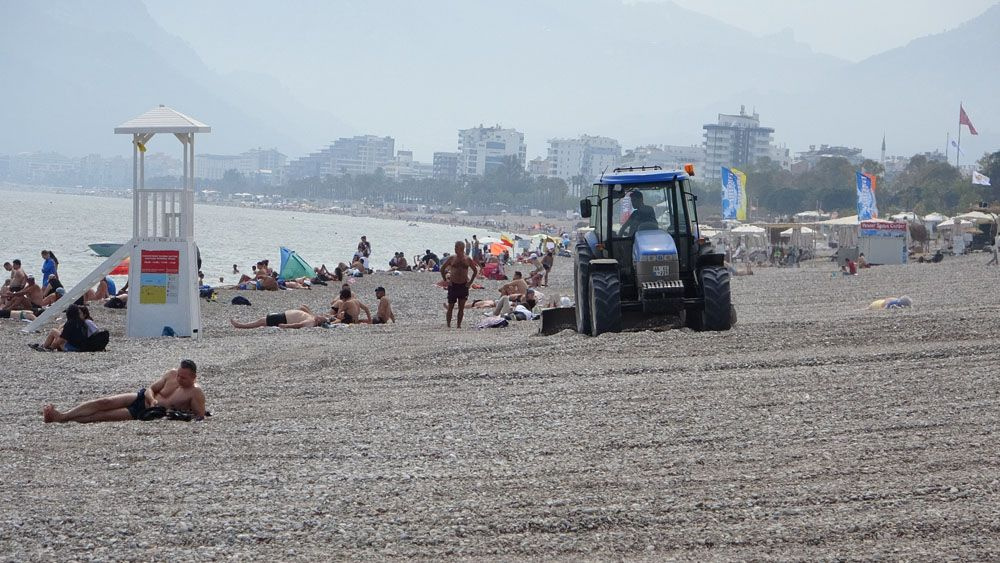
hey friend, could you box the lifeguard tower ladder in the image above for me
[23,106,210,338]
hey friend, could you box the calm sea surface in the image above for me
[0,188,496,284]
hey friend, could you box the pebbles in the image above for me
[2,255,1000,559]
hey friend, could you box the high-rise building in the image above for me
[620,144,706,173]
[195,148,286,182]
[547,135,621,194]
[457,125,526,177]
[703,106,775,182]
[287,135,394,180]
[383,150,433,180]
[527,157,552,178]
[433,152,459,180]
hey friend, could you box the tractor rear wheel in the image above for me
[700,266,732,331]
[574,243,592,335]
[589,268,622,336]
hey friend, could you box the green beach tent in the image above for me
[279,247,314,281]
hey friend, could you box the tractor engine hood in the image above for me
[633,229,679,282]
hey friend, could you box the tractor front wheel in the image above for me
[589,268,622,336]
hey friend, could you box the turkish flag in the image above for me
[960,104,978,135]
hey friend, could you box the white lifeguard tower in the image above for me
[24,106,210,338]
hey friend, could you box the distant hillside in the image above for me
[754,2,1000,159]
[0,0,351,156]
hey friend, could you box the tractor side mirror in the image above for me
[580,199,592,218]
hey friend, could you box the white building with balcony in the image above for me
[457,125,526,176]
[703,106,775,183]
[547,135,621,193]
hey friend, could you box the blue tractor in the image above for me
[569,166,734,335]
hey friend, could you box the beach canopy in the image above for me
[780,226,815,235]
[279,247,313,281]
[923,212,947,223]
[953,211,997,224]
[731,225,765,233]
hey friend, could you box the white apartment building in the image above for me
[383,150,433,180]
[195,148,286,182]
[702,106,775,183]
[547,135,621,193]
[620,144,706,173]
[457,125,526,176]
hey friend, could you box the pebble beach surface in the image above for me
[2,255,999,560]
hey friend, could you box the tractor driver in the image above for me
[619,190,658,237]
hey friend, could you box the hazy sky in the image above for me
[668,0,997,61]
[133,0,997,161]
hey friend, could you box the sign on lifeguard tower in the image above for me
[22,106,210,337]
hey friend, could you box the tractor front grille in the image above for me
[641,280,684,292]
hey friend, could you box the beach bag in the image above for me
[82,330,110,352]
[231,296,252,306]
[104,297,126,309]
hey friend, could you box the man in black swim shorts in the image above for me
[440,240,478,329]
[231,307,328,329]
[43,360,206,423]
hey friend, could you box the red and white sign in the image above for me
[859,221,907,231]
[141,250,180,273]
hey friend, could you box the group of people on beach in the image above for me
[19,231,555,425]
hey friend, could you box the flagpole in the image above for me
[946,132,950,162]
[956,102,962,169]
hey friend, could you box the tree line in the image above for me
[712,150,1000,218]
[209,156,576,212]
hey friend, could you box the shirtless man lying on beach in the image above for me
[230,306,329,329]
[42,359,206,423]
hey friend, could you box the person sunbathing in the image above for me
[1,308,36,321]
[372,286,395,324]
[43,359,206,423]
[230,306,329,329]
[329,288,372,325]
[499,271,528,298]
[7,276,45,311]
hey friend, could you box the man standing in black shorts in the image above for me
[441,240,478,328]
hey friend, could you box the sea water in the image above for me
[0,188,495,285]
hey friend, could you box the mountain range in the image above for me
[1,0,996,162]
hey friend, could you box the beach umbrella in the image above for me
[731,225,765,233]
[279,247,314,280]
[110,257,130,276]
[488,242,506,256]
[923,212,947,223]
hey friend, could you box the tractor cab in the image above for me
[580,166,701,303]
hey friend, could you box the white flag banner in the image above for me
[972,171,991,186]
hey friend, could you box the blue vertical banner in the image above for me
[721,167,745,221]
[856,172,879,220]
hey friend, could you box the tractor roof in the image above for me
[597,168,690,185]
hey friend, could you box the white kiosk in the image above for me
[23,106,210,338]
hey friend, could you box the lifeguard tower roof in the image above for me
[114,105,211,134]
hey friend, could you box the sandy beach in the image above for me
[2,255,1000,560]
